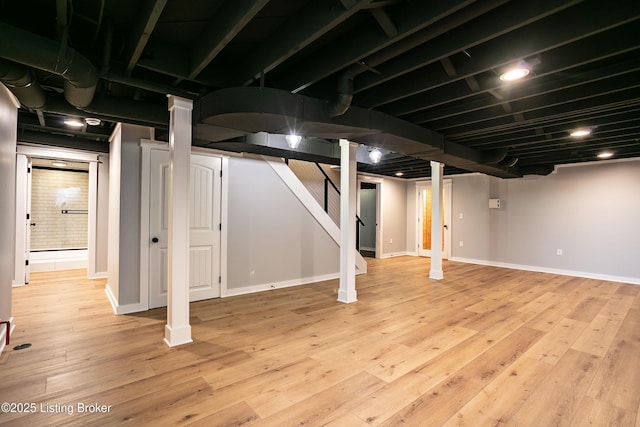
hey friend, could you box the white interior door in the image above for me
[149,149,222,309]
[417,181,451,259]
[14,154,30,286]
[25,158,32,283]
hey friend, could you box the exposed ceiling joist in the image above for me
[126,0,167,73]
[356,0,640,107]
[271,0,475,93]
[353,0,585,95]
[232,0,374,87]
[369,7,398,38]
[179,0,269,83]
[392,24,640,118]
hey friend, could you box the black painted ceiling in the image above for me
[1,0,639,179]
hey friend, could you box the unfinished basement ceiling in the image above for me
[1,0,639,179]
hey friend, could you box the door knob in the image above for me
[151,237,159,243]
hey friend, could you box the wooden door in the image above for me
[417,181,451,258]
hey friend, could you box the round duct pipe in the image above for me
[0,58,46,109]
[0,22,98,108]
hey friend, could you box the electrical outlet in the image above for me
[459,241,464,247]
[459,213,464,219]
[389,238,393,244]
[556,249,563,256]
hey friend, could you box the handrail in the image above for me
[315,163,365,226]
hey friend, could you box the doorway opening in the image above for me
[417,180,452,259]
[14,146,106,286]
[29,159,90,274]
[358,180,380,258]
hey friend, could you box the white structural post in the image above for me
[429,160,444,280]
[164,95,193,347]
[338,139,357,303]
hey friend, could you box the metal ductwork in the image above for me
[45,93,169,128]
[327,75,354,117]
[196,87,524,178]
[0,58,46,109]
[0,22,98,108]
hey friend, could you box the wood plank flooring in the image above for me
[1,257,638,426]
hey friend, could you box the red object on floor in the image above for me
[0,320,9,345]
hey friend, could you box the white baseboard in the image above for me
[29,250,88,272]
[449,257,640,285]
[105,285,148,314]
[29,259,88,272]
[379,251,413,259]
[88,272,107,279]
[222,271,362,298]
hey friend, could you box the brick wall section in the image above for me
[31,168,89,250]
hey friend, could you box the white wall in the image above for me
[226,156,340,290]
[450,159,640,283]
[0,84,18,346]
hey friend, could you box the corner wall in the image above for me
[450,159,640,283]
[107,124,151,309]
[226,156,342,292]
[0,84,18,350]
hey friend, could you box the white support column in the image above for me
[164,95,193,347]
[338,139,357,303]
[429,161,444,280]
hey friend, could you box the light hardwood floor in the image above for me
[1,257,639,426]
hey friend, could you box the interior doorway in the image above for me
[359,182,377,258]
[147,148,222,309]
[14,146,104,286]
[417,180,452,259]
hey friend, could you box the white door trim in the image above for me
[416,179,452,259]
[14,145,101,284]
[140,141,225,309]
[357,176,383,258]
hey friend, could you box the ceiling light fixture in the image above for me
[499,67,530,82]
[570,128,592,137]
[597,151,614,159]
[285,134,302,149]
[369,148,382,164]
[64,118,84,128]
[85,117,101,126]
[395,172,404,177]
[52,162,67,167]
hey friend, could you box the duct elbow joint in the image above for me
[327,75,354,118]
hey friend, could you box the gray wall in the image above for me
[0,84,17,322]
[451,160,640,281]
[108,124,148,305]
[359,188,376,251]
[227,156,340,289]
[381,177,407,256]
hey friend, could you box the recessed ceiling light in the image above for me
[395,172,404,177]
[64,118,84,128]
[570,128,592,137]
[499,67,530,81]
[285,134,302,149]
[85,117,101,126]
[597,151,614,159]
[52,162,67,167]
[369,149,382,164]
